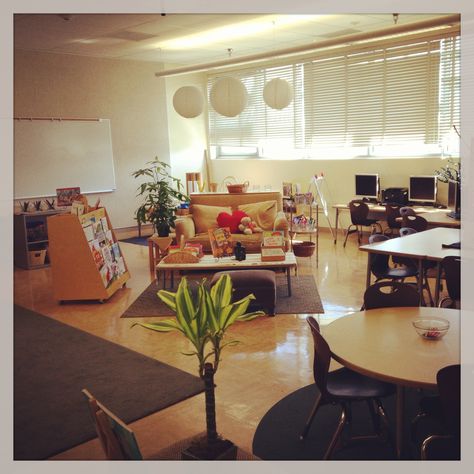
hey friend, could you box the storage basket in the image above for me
[292,241,315,257]
[28,249,47,266]
[226,181,249,194]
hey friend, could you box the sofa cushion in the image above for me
[238,200,277,230]
[191,204,232,234]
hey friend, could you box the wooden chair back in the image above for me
[82,388,143,460]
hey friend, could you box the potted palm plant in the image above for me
[132,157,188,237]
[132,274,264,460]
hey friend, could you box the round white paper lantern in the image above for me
[209,77,248,117]
[173,86,204,118]
[263,78,293,110]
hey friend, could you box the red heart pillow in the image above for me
[217,210,248,233]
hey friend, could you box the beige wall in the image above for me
[14,50,170,229]
[210,157,449,227]
[164,73,209,192]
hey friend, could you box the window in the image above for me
[208,31,460,159]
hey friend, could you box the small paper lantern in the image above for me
[209,77,248,117]
[263,78,293,110]
[173,86,204,118]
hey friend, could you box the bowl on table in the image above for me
[412,318,450,340]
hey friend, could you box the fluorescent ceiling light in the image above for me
[156,15,324,50]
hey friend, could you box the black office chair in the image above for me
[368,234,419,284]
[438,256,461,308]
[411,365,460,460]
[383,204,402,236]
[362,281,420,310]
[399,227,417,237]
[401,214,428,232]
[300,317,395,459]
[343,200,383,247]
[399,206,416,218]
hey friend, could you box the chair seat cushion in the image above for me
[327,367,395,399]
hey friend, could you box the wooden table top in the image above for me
[323,307,460,389]
[359,227,460,261]
[156,251,297,270]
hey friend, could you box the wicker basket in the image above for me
[226,181,249,194]
[292,241,316,257]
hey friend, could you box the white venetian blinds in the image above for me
[207,31,460,156]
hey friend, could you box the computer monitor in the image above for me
[409,176,437,204]
[355,174,379,200]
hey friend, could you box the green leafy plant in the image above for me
[435,158,460,184]
[132,158,188,236]
[132,274,264,459]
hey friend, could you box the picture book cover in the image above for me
[208,227,234,258]
[56,187,81,207]
[262,230,284,247]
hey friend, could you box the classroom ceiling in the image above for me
[14,13,454,69]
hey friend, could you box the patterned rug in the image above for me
[121,274,324,318]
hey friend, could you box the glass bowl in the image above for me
[412,318,450,340]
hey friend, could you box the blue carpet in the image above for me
[119,236,149,246]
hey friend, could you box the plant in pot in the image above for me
[132,274,264,460]
[435,157,461,219]
[132,157,189,237]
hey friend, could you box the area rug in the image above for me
[121,274,324,318]
[119,236,149,246]
[252,383,435,460]
[14,305,204,460]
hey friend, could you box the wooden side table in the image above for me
[148,235,173,272]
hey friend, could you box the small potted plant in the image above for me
[132,274,264,460]
[132,158,189,237]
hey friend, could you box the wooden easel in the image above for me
[307,175,335,240]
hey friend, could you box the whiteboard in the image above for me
[14,119,116,199]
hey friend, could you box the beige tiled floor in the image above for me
[13,229,439,460]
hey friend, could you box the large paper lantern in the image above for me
[173,86,204,118]
[263,78,293,110]
[209,77,248,117]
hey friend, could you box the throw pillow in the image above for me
[217,210,248,234]
[191,204,232,234]
[238,200,277,230]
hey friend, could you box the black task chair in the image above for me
[368,234,419,284]
[399,227,417,237]
[399,206,416,218]
[300,317,395,459]
[343,200,383,247]
[362,281,420,310]
[438,256,461,308]
[411,365,460,460]
[383,204,402,236]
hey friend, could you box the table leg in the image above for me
[334,208,340,244]
[396,385,405,459]
[434,261,441,306]
[366,253,372,288]
[148,240,154,273]
[286,268,292,296]
[417,259,424,305]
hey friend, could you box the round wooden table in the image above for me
[323,307,460,458]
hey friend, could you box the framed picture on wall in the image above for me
[56,187,81,206]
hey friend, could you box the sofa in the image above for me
[174,191,289,253]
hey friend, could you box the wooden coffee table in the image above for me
[156,252,297,295]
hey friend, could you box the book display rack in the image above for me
[47,208,130,302]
